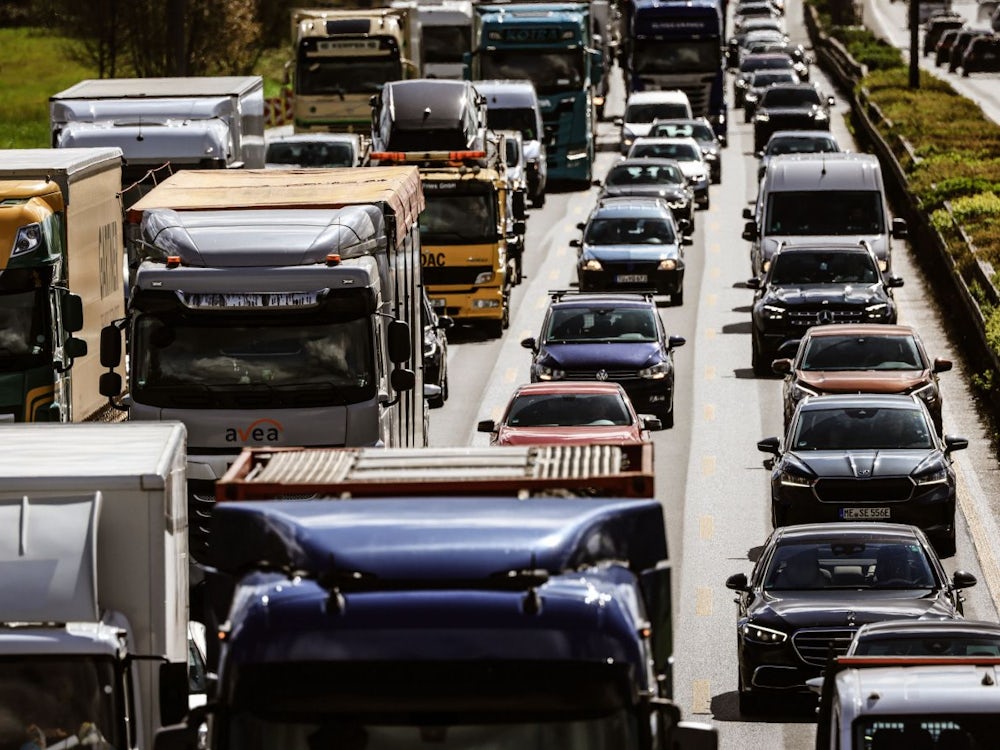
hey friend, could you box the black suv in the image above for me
[521,291,686,426]
[748,243,903,375]
[752,83,834,151]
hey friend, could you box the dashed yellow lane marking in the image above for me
[709,221,720,231]
[710,242,721,254]
[520,329,531,339]
[692,680,712,714]
[706,328,717,340]
[705,365,717,380]
[700,515,714,540]
[696,587,713,617]
[707,293,717,307]
[556,245,567,257]
[504,368,516,383]
[704,404,715,422]
[491,405,503,420]
[702,456,716,476]
[548,269,559,281]
[572,206,584,215]
[710,267,721,280]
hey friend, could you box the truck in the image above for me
[50,77,265,188]
[290,7,421,133]
[97,167,427,560]
[0,422,189,750]
[157,443,717,750]
[0,148,125,423]
[623,0,728,144]
[469,2,603,185]
[403,0,475,80]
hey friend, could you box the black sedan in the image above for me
[725,522,976,714]
[421,290,453,408]
[752,83,834,151]
[758,393,968,555]
[594,158,695,233]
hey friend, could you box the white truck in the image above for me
[0,422,190,750]
[50,77,265,190]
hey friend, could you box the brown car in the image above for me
[772,324,952,433]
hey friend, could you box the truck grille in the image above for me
[788,309,865,326]
[815,477,914,503]
[423,266,494,286]
[792,628,857,666]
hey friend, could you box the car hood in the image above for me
[496,426,643,445]
[753,590,957,628]
[762,235,889,262]
[795,369,931,393]
[541,342,662,370]
[763,283,885,305]
[676,161,707,179]
[583,243,681,261]
[600,185,689,201]
[787,449,934,477]
[759,105,824,116]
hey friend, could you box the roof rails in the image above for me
[548,289,657,303]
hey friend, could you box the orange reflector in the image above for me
[326,253,341,266]
[166,256,181,268]
[371,150,486,164]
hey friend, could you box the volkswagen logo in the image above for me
[596,369,609,381]
[818,309,834,325]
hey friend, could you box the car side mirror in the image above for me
[477,419,496,433]
[885,275,904,288]
[640,414,663,432]
[725,572,750,591]
[757,436,781,455]
[952,570,977,589]
[569,238,582,247]
[933,357,952,373]
[437,315,455,331]
[746,276,761,289]
[520,336,537,351]
[576,221,586,230]
[891,217,908,239]
[742,221,758,241]
[827,96,835,106]
[944,435,969,454]
[613,116,624,126]
[668,335,686,349]
[683,235,694,246]
[771,358,792,375]
[755,150,764,158]
[424,383,443,406]
[592,179,603,186]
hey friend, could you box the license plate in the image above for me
[615,274,648,283]
[840,507,890,520]
[430,298,446,309]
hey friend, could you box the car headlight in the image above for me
[865,302,890,318]
[639,361,670,380]
[790,382,820,402]
[658,258,678,270]
[760,303,785,320]
[702,147,719,158]
[914,467,948,486]
[693,172,708,184]
[423,329,437,357]
[742,623,788,644]
[534,364,565,381]
[755,112,770,122]
[910,381,938,405]
[814,110,829,120]
[780,470,814,487]
[582,258,603,271]
[622,129,635,143]
[474,271,494,285]
[12,223,43,258]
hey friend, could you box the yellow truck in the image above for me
[291,7,420,133]
[0,149,125,422]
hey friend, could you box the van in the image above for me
[474,79,548,206]
[743,153,907,276]
[616,90,693,153]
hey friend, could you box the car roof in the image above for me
[803,323,917,338]
[773,242,875,255]
[626,90,691,105]
[773,522,924,544]
[796,393,923,411]
[512,382,628,397]
[551,293,656,309]
[589,200,675,219]
[266,133,359,145]
[761,82,820,94]
[631,136,700,146]
[766,129,839,140]
[611,157,686,170]
[855,619,1000,637]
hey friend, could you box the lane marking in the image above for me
[504,368,516,383]
[702,456,716,476]
[700,515,714,540]
[548,269,559,281]
[696,587,713,617]
[707,293,718,307]
[705,328,717,340]
[705,365,717,380]
[556,245,567,257]
[491,405,503,420]
[704,404,716,422]
[710,267,721,280]
[710,242,721,255]
[691,679,712,715]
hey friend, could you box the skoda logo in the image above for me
[818,310,834,325]
[596,369,609,381]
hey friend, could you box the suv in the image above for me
[752,83,833,151]
[616,90,692,154]
[572,197,687,304]
[521,291,686,426]
[747,242,903,375]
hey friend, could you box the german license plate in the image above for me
[430,298,446,309]
[615,274,648,284]
[840,507,890,520]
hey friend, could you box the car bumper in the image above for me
[425,287,505,322]
[738,634,822,694]
[579,267,684,295]
[618,378,674,415]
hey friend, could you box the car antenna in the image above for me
[821,155,827,177]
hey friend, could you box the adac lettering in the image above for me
[422,252,447,267]
[226,418,284,443]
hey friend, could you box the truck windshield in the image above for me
[298,57,401,95]
[0,287,50,372]
[132,314,375,408]
[423,26,472,63]
[853,716,1000,749]
[420,194,498,244]
[0,656,120,750]
[632,39,720,73]
[481,51,585,94]
[765,191,885,235]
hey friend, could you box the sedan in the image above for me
[594,158,695,233]
[647,117,724,182]
[753,84,834,151]
[627,136,711,209]
[772,323,952,433]
[759,393,968,555]
[846,619,1000,656]
[756,129,841,181]
[477,381,661,445]
[725,522,976,713]
[743,69,800,122]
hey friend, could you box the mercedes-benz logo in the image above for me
[818,310,834,325]
[596,369,609,381]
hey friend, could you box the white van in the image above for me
[616,90,693,154]
[743,152,907,276]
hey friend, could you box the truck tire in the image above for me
[484,319,504,339]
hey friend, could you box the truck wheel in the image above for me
[484,319,504,339]
[531,191,546,208]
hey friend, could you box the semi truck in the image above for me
[291,7,421,133]
[0,422,189,750]
[469,2,603,185]
[403,0,475,80]
[50,77,265,188]
[158,443,716,750]
[97,167,427,560]
[0,148,125,423]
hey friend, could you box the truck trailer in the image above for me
[0,148,125,422]
[0,422,189,750]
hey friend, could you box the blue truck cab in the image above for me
[169,496,716,750]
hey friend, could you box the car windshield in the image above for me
[629,142,700,161]
[760,87,821,106]
[506,393,633,427]
[768,251,879,285]
[853,634,1000,656]
[585,217,676,245]
[790,407,934,450]
[606,163,685,186]
[853,716,1000,749]
[800,335,923,371]
[625,103,690,123]
[545,307,660,343]
[765,136,839,155]
[266,141,355,167]
[765,190,885,235]
[763,539,937,590]
[751,71,797,86]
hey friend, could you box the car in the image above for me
[264,133,365,168]
[846,619,1000,656]
[741,39,812,80]
[422,289,453,408]
[521,291,686,426]
[756,130,842,181]
[935,27,964,65]
[948,28,992,72]
[615,90,693,154]
[734,0,782,24]
[727,21,788,69]
[725,522,977,714]
[924,15,965,55]
[476,381,662,445]
[732,52,796,106]
[758,393,969,554]
[594,158,695,233]
[772,323,953,433]
[752,83,834,152]
[742,69,800,122]
[747,243,903,375]
[960,33,1000,74]
[626,136,711,209]
[646,117,724,182]
[571,197,687,303]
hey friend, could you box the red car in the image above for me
[477,382,661,446]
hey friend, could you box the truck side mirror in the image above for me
[159,662,189,727]
[99,372,122,398]
[639,563,673,688]
[64,337,87,360]
[512,220,527,235]
[387,319,411,364]
[100,324,122,368]
[512,190,528,220]
[891,217,908,239]
[391,367,415,392]
[62,293,84,333]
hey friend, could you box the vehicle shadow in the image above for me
[720,321,751,335]
[711,691,818,723]
[445,325,504,345]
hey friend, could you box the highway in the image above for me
[427,0,1000,744]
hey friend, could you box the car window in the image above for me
[800,335,923,371]
[790,407,933,450]
[752,71,797,86]
[764,540,936,590]
[768,251,879,285]
[506,393,633,427]
[854,635,1000,657]
[265,141,355,167]
[545,307,660,342]
[765,191,885,235]
[606,163,685,186]
[585,217,676,245]
[761,87,821,106]
[765,136,838,155]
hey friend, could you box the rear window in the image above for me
[800,335,923,372]
[625,102,691,123]
[765,190,885,235]
[506,393,633,427]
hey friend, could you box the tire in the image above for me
[738,673,765,716]
[531,192,546,208]
[771,503,787,529]
[671,289,684,306]
[657,404,675,429]
[484,319,504,339]
[936,527,957,558]
[752,329,772,377]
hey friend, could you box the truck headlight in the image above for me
[742,623,788,644]
[12,223,43,258]
[639,361,670,379]
[474,271,495,285]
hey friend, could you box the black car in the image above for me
[752,83,834,151]
[758,393,968,555]
[748,243,902,375]
[948,28,992,72]
[924,16,965,55]
[594,158,695,232]
[725,522,976,713]
[740,39,811,80]
[521,291,686,426]
[733,53,796,106]
[935,27,963,65]
[846,619,1000,656]
[743,69,800,122]
[647,117,724,182]
[961,33,1000,74]
[422,290,453,408]
[728,25,788,71]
